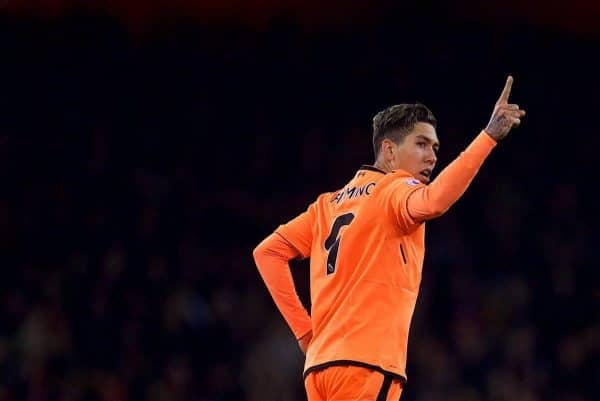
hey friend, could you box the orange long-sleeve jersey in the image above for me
[253,131,496,383]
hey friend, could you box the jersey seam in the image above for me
[274,231,307,259]
[404,185,425,226]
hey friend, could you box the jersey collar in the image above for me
[359,164,387,175]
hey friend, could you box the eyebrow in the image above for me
[416,134,440,149]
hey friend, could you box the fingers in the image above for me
[503,108,525,128]
[496,75,513,105]
[504,109,526,118]
[507,116,521,127]
[498,103,525,117]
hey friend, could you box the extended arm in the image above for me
[407,75,525,222]
[407,131,496,221]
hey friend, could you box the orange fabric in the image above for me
[304,365,403,401]
[255,131,496,381]
[406,132,497,222]
[253,233,312,339]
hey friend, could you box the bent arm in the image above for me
[253,233,312,339]
[408,131,497,222]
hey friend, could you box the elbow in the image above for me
[253,233,298,266]
[253,234,282,264]
[253,241,272,278]
[252,241,266,264]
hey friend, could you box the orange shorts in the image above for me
[304,365,403,401]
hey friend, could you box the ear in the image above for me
[381,138,395,159]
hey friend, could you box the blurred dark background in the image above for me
[0,1,597,400]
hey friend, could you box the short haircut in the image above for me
[372,103,437,158]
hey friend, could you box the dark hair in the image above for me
[372,103,437,158]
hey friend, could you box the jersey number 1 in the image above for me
[324,212,355,275]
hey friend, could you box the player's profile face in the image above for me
[393,122,439,184]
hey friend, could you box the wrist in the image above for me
[482,129,498,142]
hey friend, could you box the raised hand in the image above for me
[485,76,526,141]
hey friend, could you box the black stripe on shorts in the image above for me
[376,375,393,401]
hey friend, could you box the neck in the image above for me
[373,159,394,173]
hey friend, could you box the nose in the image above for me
[426,148,437,165]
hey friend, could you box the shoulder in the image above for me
[371,170,425,210]
[314,191,338,207]
[378,169,423,189]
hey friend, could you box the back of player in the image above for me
[277,165,426,385]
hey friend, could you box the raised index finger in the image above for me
[497,75,513,104]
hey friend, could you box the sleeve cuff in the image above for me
[480,130,498,147]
